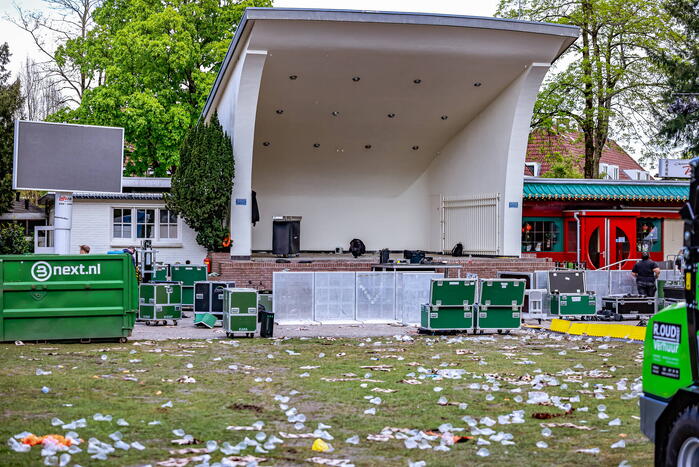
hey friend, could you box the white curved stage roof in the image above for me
[203,8,578,257]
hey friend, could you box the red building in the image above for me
[521,133,687,269]
[522,178,687,269]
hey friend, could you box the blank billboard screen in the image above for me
[13,120,124,192]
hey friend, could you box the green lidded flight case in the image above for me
[222,288,258,337]
[138,281,182,324]
[429,279,478,307]
[420,304,474,331]
[476,278,525,332]
[550,293,597,317]
[171,264,207,307]
[479,278,526,309]
[0,254,138,342]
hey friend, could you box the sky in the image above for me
[0,0,501,78]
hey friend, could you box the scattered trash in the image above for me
[21,434,74,447]
[306,457,353,466]
[540,422,592,431]
[311,439,333,452]
[532,408,575,420]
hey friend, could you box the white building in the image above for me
[201,8,579,259]
[40,178,207,263]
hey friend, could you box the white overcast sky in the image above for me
[0,0,501,77]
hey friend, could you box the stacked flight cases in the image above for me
[477,279,525,333]
[222,288,258,338]
[171,265,208,308]
[138,281,183,325]
[420,279,477,333]
[548,270,597,319]
[193,281,236,326]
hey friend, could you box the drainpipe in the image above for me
[573,212,581,266]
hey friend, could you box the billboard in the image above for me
[658,159,692,179]
[13,120,124,192]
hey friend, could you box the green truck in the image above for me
[0,254,138,342]
[641,157,699,465]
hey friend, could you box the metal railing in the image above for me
[597,259,638,270]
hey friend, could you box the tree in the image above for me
[0,43,24,216]
[0,224,32,255]
[166,113,233,252]
[49,0,271,176]
[20,58,65,120]
[651,0,699,157]
[8,0,103,105]
[497,0,670,178]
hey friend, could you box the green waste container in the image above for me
[0,254,138,342]
[259,310,275,338]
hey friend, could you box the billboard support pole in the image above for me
[54,192,73,255]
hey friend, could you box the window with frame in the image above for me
[159,209,178,239]
[600,163,619,180]
[136,209,155,239]
[637,218,662,253]
[521,218,563,252]
[113,208,132,238]
[111,207,179,242]
[525,162,541,177]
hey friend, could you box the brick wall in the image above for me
[212,256,556,290]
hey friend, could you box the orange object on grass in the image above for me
[21,434,73,447]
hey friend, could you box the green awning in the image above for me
[523,181,689,201]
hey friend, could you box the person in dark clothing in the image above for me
[631,253,661,297]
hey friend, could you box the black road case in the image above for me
[599,294,656,320]
[194,281,237,319]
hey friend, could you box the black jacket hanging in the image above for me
[251,190,260,226]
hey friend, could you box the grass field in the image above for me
[0,330,651,466]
